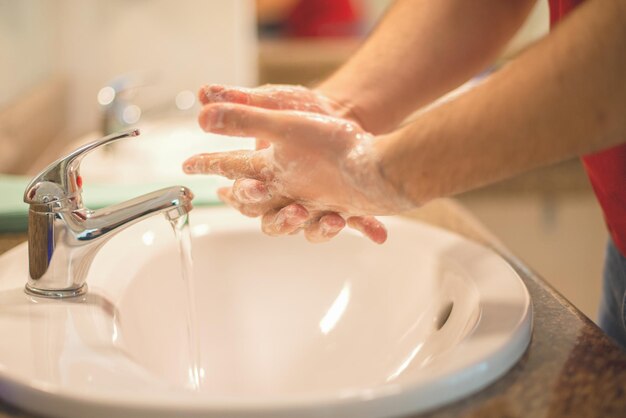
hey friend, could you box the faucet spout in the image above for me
[74,186,194,243]
[24,130,195,298]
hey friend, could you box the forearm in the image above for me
[318,0,536,134]
[377,0,626,205]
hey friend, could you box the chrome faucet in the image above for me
[23,129,193,298]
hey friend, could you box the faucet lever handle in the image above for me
[24,129,140,206]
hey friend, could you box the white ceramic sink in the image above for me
[0,207,532,418]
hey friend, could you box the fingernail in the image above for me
[276,207,295,226]
[320,222,342,236]
[274,206,307,229]
[183,159,198,173]
[205,85,224,99]
[184,157,217,174]
[350,218,387,244]
[286,206,308,225]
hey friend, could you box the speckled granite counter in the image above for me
[1,199,624,418]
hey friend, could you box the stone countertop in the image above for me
[0,199,624,418]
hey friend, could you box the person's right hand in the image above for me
[196,84,389,243]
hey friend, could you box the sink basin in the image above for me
[0,207,531,418]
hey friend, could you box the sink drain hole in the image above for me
[435,301,454,330]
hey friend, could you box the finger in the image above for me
[347,216,388,244]
[304,213,346,243]
[256,139,270,150]
[230,179,293,216]
[198,103,326,146]
[199,84,280,109]
[232,178,271,204]
[217,187,261,218]
[219,187,285,218]
[261,204,309,236]
[183,150,269,181]
[217,187,243,213]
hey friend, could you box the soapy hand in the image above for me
[191,84,394,243]
[184,99,412,243]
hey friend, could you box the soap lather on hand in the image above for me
[182,84,410,244]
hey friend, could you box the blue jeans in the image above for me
[599,239,626,350]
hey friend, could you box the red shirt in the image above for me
[550,0,626,256]
[285,0,361,37]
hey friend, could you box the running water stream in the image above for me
[169,213,202,390]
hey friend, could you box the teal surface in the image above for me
[0,175,223,232]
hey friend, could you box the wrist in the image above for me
[314,84,368,129]
[372,132,426,210]
[343,133,417,215]
[316,84,400,135]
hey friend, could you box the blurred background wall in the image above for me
[0,1,59,107]
[57,0,257,136]
[0,0,257,172]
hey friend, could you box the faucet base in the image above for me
[25,283,88,299]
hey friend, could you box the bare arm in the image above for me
[318,0,537,134]
[377,0,626,204]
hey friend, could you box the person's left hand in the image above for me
[184,102,411,243]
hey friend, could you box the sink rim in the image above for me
[0,207,532,418]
